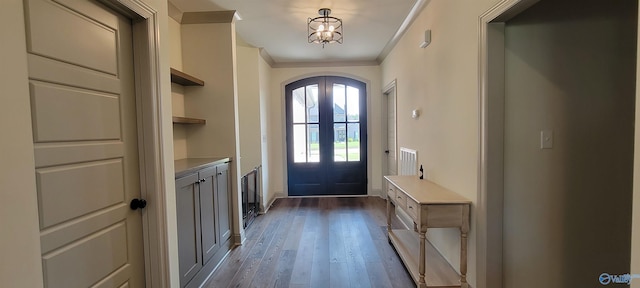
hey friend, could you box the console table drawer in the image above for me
[406,198,419,220]
[387,185,396,199]
[425,205,465,228]
[394,189,407,209]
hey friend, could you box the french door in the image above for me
[286,76,367,196]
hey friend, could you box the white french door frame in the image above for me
[477,1,538,288]
[99,1,169,286]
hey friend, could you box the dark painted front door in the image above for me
[286,76,367,196]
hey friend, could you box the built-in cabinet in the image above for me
[175,158,233,288]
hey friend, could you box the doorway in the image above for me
[285,76,368,196]
[478,0,638,287]
[383,80,398,196]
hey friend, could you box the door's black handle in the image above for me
[130,198,147,210]
[385,150,390,154]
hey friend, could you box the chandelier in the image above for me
[308,8,343,48]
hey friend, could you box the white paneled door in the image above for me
[25,0,145,287]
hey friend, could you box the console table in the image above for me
[385,175,471,288]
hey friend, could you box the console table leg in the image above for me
[419,231,426,287]
[460,205,470,288]
[386,197,391,234]
[460,231,468,287]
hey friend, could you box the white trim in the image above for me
[167,1,182,23]
[382,80,397,199]
[382,79,397,95]
[272,60,379,68]
[259,48,276,68]
[477,1,538,288]
[104,1,169,287]
[259,192,281,214]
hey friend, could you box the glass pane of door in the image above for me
[292,87,305,123]
[333,83,361,162]
[334,123,346,162]
[347,123,360,161]
[293,124,306,163]
[308,124,319,162]
[333,84,346,122]
[292,84,320,163]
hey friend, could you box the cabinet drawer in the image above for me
[387,184,396,199]
[406,198,419,221]
[395,190,407,209]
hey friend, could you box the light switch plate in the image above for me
[540,130,553,149]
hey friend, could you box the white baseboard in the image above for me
[259,193,283,214]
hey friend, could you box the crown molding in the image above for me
[181,10,237,24]
[258,48,276,68]
[271,60,379,69]
[167,1,182,23]
[377,0,431,64]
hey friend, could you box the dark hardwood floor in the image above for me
[204,197,415,288]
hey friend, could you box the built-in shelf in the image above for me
[170,68,204,86]
[171,68,205,126]
[173,116,206,125]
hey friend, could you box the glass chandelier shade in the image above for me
[308,8,343,48]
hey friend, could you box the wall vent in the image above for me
[399,147,418,175]
[396,147,418,229]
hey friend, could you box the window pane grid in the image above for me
[333,84,360,162]
[293,84,320,163]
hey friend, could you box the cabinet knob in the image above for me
[130,198,147,210]
[200,179,206,183]
[217,172,222,176]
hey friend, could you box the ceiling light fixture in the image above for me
[308,8,343,48]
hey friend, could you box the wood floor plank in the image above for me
[290,201,318,286]
[272,249,296,288]
[310,199,330,288]
[226,213,281,287]
[249,204,297,287]
[341,211,372,287]
[205,196,415,288]
[329,261,350,287]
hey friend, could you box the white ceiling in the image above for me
[170,0,420,65]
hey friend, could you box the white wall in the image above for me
[0,1,43,287]
[380,0,501,286]
[266,65,383,204]
[236,41,263,175]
